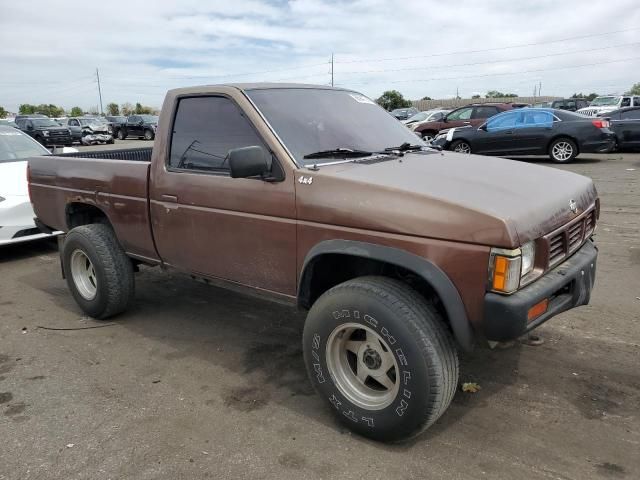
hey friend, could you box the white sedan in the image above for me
[0,126,70,246]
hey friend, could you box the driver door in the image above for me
[149,94,297,296]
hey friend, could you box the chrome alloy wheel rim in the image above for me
[454,142,471,153]
[552,141,573,161]
[325,322,400,410]
[70,249,97,300]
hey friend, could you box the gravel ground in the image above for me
[1,151,638,479]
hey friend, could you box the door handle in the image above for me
[160,194,179,210]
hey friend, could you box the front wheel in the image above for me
[549,138,577,163]
[62,224,135,319]
[117,129,126,140]
[144,129,155,140]
[450,139,471,154]
[303,276,459,442]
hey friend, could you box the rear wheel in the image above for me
[144,129,155,140]
[450,139,471,154]
[62,224,135,319]
[421,131,437,143]
[549,138,577,163]
[303,276,459,442]
[117,129,126,140]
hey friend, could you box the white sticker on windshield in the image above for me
[446,128,456,141]
[349,93,376,105]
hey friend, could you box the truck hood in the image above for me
[295,151,597,247]
[0,160,28,197]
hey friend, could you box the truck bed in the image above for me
[28,151,159,262]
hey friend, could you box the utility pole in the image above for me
[330,53,334,87]
[539,81,542,97]
[96,68,104,115]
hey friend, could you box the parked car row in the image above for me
[431,105,640,162]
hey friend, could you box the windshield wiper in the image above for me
[383,142,423,152]
[303,147,374,160]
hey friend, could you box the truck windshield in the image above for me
[246,88,427,166]
[32,119,61,127]
[0,129,49,162]
[590,97,618,106]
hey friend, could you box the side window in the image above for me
[517,111,553,128]
[70,119,78,126]
[128,116,138,124]
[169,96,266,173]
[446,107,473,121]
[472,106,498,119]
[621,97,631,107]
[621,109,640,120]
[634,98,640,107]
[486,112,517,131]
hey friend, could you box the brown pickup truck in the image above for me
[28,84,599,442]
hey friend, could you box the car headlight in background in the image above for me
[488,241,537,294]
[42,130,50,136]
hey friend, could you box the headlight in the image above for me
[42,130,50,136]
[488,241,537,294]
[520,241,535,277]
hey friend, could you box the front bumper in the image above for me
[483,239,597,341]
[42,136,72,145]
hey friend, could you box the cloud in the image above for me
[0,0,638,112]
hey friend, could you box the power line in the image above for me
[335,27,640,64]
[333,42,640,76]
[336,56,640,87]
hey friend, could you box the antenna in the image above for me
[331,53,334,87]
[96,68,104,115]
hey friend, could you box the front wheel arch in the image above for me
[298,240,474,351]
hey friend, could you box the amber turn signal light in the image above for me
[527,298,549,322]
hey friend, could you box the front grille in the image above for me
[50,130,67,136]
[545,206,596,267]
[578,109,597,116]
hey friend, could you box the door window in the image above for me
[621,109,640,120]
[486,112,517,131]
[621,97,631,107]
[633,98,640,107]
[70,119,79,126]
[472,106,499,119]
[516,111,553,128]
[446,107,473,121]
[169,96,266,173]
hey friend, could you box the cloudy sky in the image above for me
[1,0,639,113]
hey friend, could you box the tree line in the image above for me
[0,102,159,119]
[374,82,640,111]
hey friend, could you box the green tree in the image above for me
[375,90,412,111]
[485,90,517,98]
[121,102,134,116]
[0,106,7,119]
[571,92,599,101]
[19,103,65,117]
[106,102,120,115]
[19,104,37,115]
[69,106,84,117]
[471,94,481,99]
[628,83,640,95]
[421,96,432,101]
[133,102,153,114]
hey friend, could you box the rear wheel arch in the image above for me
[298,240,474,351]
[65,202,113,231]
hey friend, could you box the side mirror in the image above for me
[478,123,487,131]
[228,146,272,179]
[27,124,34,130]
[138,120,144,126]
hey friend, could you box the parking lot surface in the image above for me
[1,150,639,479]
